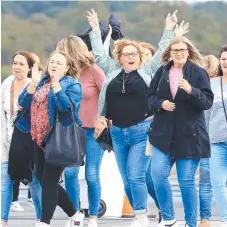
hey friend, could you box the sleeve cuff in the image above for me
[163,28,175,38]
[89,30,102,39]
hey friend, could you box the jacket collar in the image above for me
[163,60,193,81]
[163,60,191,71]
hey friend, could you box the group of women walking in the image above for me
[1,8,227,227]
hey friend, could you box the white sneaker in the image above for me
[130,216,149,227]
[11,201,24,211]
[158,220,178,227]
[220,222,227,227]
[64,211,84,227]
[88,219,98,227]
[27,198,35,209]
[35,222,50,227]
[1,223,8,227]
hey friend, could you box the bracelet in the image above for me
[51,82,60,88]
[52,83,62,93]
[30,82,38,87]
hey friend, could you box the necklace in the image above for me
[122,72,130,93]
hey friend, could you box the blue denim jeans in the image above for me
[199,158,212,220]
[146,120,159,209]
[151,146,199,227]
[110,119,152,214]
[65,128,104,216]
[1,161,42,222]
[209,142,227,222]
[146,159,159,209]
[64,167,80,210]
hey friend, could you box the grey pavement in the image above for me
[8,197,221,227]
[7,175,221,227]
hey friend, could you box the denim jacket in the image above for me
[17,75,82,133]
[89,28,174,117]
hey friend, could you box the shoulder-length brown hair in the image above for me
[12,51,36,78]
[56,36,94,73]
[218,45,227,76]
[44,51,79,79]
[162,36,204,67]
[113,39,144,64]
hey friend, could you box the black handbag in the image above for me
[44,105,87,168]
[96,127,113,152]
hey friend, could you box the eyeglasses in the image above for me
[171,49,188,54]
[121,52,138,58]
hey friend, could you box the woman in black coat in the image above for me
[147,36,214,227]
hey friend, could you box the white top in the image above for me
[1,75,31,163]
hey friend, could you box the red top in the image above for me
[79,64,105,127]
[30,81,51,146]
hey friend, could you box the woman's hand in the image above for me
[178,78,192,94]
[87,9,100,32]
[175,20,190,37]
[94,117,107,139]
[31,63,42,86]
[165,10,178,30]
[161,100,176,111]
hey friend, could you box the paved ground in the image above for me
[7,175,221,227]
[8,198,221,227]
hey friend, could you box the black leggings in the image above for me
[34,143,76,224]
[12,181,20,202]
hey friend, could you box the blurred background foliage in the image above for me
[1,1,227,81]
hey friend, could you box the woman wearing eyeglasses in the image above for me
[86,8,190,227]
[206,45,227,227]
[147,36,214,227]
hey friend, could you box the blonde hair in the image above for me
[44,51,79,79]
[203,55,219,76]
[140,42,156,56]
[113,39,144,63]
[56,36,94,72]
[162,36,204,67]
[30,53,40,64]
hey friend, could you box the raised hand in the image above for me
[87,9,99,32]
[175,20,190,37]
[165,10,178,30]
[31,63,42,85]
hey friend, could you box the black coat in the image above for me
[78,15,124,54]
[148,60,214,160]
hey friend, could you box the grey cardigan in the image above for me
[205,77,227,143]
[89,28,174,117]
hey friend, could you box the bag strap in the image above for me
[10,80,15,118]
[221,77,227,122]
[55,102,76,125]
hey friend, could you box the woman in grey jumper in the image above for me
[206,45,227,227]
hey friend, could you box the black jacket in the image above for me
[78,14,124,53]
[148,60,214,159]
